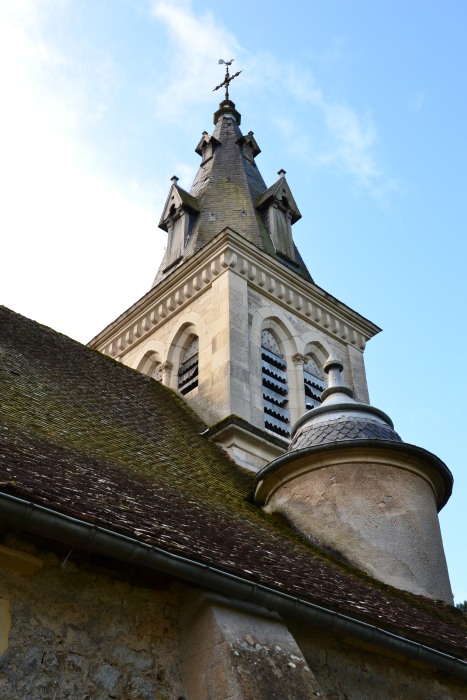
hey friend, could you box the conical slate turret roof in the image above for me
[153,99,312,286]
[289,356,403,451]
[256,355,453,511]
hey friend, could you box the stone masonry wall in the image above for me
[0,533,182,700]
[0,531,464,699]
[120,266,369,435]
[266,460,452,602]
[289,622,467,700]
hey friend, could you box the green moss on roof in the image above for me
[0,305,466,655]
[175,185,200,213]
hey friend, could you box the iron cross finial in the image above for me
[213,59,242,101]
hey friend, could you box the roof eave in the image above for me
[0,490,465,679]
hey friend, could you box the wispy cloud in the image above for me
[151,0,393,196]
[151,0,241,119]
[274,64,380,187]
[0,1,165,339]
[321,103,379,184]
[172,161,197,190]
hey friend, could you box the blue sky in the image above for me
[1,0,466,603]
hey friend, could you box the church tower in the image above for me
[89,70,454,603]
[90,84,380,472]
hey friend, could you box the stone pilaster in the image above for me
[180,590,320,700]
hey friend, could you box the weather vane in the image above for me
[213,59,242,101]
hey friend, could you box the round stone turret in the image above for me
[255,357,454,603]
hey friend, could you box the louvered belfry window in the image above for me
[261,330,290,438]
[178,336,199,395]
[303,356,325,410]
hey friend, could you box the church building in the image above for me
[0,69,466,698]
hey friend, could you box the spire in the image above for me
[152,67,312,287]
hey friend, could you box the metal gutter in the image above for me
[1,491,466,681]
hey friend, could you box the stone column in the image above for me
[290,353,307,425]
[160,361,173,388]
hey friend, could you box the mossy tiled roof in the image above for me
[0,306,466,656]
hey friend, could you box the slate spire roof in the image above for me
[289,355,405,451]
[152,99,312,286]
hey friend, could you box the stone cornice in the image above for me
[89,228,381,358]
[254,440,453,511]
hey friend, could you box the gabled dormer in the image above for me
[256,170,301,262]
[237,131,261,163]
[195,131,220,166]
[159,176,200,271]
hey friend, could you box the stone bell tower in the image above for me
[89,86,380,471]
[89,70,454,601]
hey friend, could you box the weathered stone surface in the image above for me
[0,539,465,699]
[0,542,182,700]
[114,245,369,474]
[266,459,452,602]
[180,590,322,700]
[290,623,467,700]
[0,601,10,657]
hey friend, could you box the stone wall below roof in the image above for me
[289,622,467,700]
[0,530,463,699]
[0,532,182,700]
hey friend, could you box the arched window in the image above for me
[261,330,290,438]
[303,355,326,410]
[137,351,163,382]
[178,336,199,395]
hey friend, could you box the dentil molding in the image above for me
[91,229,379,359]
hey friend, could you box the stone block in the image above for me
[0,545,43,576]
[0,600,10,656]
[180,590,320,699]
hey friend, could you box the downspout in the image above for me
[0,491,466,681]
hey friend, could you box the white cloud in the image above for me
[321,103,379,184]
[408,90,425,113]
[274,64,381,187]
[172,161,198,191]
[150,1,390,195]
[0,1,164,341]
[0,0,397,345]
[151,0,241,120]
